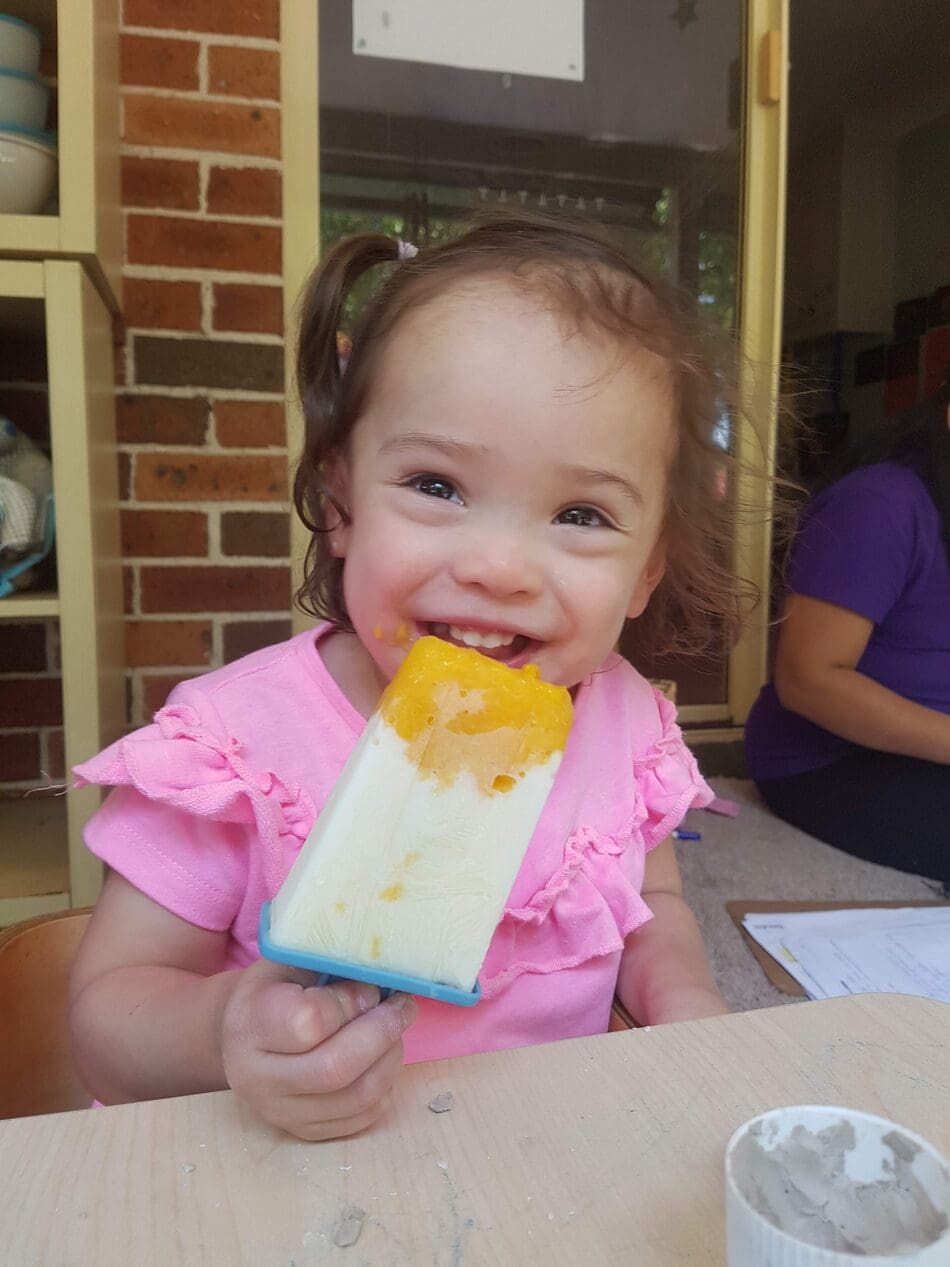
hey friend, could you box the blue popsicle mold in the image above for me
[258,902,482,1007]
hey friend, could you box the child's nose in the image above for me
[450,536,542,598]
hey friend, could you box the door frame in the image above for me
[280,1,788,731]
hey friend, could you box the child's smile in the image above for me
[326,277,675,701]
[420,622,535,664]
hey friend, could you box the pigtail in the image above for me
[295,233,398,455]
[293,233,401,619]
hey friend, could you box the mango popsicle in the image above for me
[265,636,573,999]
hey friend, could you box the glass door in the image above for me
[283,1,786,730]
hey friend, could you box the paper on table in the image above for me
[741,907,950,1003]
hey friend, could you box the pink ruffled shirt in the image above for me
[74,626,712,1063]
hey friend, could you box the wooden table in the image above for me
[2,994,948,1265]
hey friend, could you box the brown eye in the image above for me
[557,505,606,527]
[413,474,460,502]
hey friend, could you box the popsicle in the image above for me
[262,636,573,1002]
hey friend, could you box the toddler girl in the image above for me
[69,215,743,1140]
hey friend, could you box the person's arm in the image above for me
[69,871,415,1139]
[774,593,950,765]
[616,838,728,1026]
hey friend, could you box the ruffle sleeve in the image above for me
[477,684,712,1000]
[480,823,654,999]
[73,692,316,898]
[634,689,714,849]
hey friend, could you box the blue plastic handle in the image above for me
[257,902,482,1008]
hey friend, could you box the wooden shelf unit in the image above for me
[0,0,120,312]
[0,3,122,925]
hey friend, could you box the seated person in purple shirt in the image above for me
[744,381,950,886]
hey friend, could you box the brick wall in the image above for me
[118,0,291,729]
[0,0,293,793]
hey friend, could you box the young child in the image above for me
[69,214,740,1141]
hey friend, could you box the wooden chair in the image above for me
[608,997,637,1031]
[0,907,92,1119]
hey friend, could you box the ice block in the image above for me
[264,636,573,1000]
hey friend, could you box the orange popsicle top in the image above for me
[378,636,573,793]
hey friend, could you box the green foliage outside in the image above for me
[320,191,736,333]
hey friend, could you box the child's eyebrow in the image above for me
[379,432,488,458]
[562,466,644,509]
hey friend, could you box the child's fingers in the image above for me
[258,993,416,1097]
[253,976,384,1055]
[286,993,415,1093]
[268,1042,404,1138]
[288,1102,389,1143]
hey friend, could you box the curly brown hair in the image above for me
[292,211,765,657]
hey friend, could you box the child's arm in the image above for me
[615,837,729,1026]
[68,871,416,1139]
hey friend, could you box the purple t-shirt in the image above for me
[745,462,950,779]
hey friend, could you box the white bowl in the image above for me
[0,125,56,213]
[0,14,41,74]
[0,66,48,129]
[726,1105,950,1266]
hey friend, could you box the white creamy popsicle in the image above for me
[268,635,573,993]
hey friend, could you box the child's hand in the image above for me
[219,958,417,1140]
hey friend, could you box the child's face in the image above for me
[328,279,673,690]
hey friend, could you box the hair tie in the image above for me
[397,239,418,261]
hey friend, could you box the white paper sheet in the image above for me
[353,1,585,82]
[741,907,950,1003]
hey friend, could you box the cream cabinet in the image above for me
[0,0,120,922]
[0,0,120,305]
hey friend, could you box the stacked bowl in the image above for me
[0,13,57,214]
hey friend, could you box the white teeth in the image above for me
[442,624,516,650]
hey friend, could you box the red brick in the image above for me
[215,400,285,447]
[124,278,202,331]
[46,728,65,780]
[212,282,283,335]
[119,451,132,500]
[122,156,200,211]
[125,619,213,667]
[134,336,283,392]
[0,623,47,672]
[221,510,289,556]
[124,95,279,158]
[124,566,134,614]
[123,0,279,39]
[121,33,199,90]
[206,165,280,218]
[116,394,210,445]
[127,214,280,273]
[0,678,63,727]
[0,732,40,782]
[114,341,129,387]
[223,618,291,663]
[121,509,209,556]
[135,453,287,501]
[140,564,290,613]
[141,672,187,719]
[209,44,278,100]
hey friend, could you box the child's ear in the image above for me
[322,453,350,559]
[626,538,666,620]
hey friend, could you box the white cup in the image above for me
[725,1106,950,1266]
